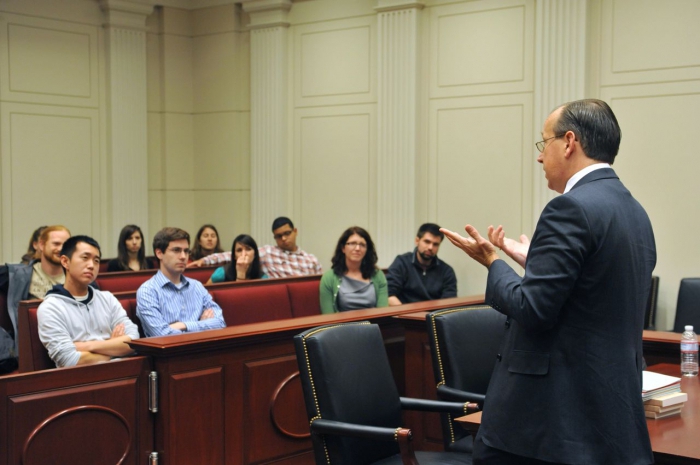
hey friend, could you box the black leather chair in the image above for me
[427,306,506,453]
[294,321,475,465]
[673,278,700,333]
[644,275,660,330]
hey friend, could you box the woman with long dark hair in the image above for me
[191,224,224,261]
[107,225,153,272]
[206,234,268,284]
[319,226,387,313]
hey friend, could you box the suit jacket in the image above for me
[481,168,656,465]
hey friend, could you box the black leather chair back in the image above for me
[673,278,700,333]
[427,306,506,451]
[294,321,402,464]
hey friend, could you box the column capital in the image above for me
[241,0,292,30]
[375,0,424,14]
[99,0,154,30]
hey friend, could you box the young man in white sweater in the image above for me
[38,235,139,367]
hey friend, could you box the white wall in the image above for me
[0,0,106,258]
[146,4,250,253]
[1,0,698,330]
[593,0,700,329]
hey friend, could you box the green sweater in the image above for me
[319,269,388,314]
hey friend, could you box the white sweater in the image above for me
[37,286,139,367]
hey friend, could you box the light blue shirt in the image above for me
[136,271,226,337]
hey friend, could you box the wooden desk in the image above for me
[0,296,485,465]
[643,330,682,366]
[454,364,699,465]
[397,313,693,454]
[646,363,700,465]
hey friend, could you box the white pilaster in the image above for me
[242,0,291,241]
[375,1,423,265]
[100,0,153,247]
[533,0,587,220]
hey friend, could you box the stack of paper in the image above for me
[642,371,686,419]
[642,371,681,401]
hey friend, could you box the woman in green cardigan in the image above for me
[319,226,388,314]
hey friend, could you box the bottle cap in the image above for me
[686,325,694,331]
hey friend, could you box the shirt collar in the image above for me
[273,245,302,255]
[564,163,610,194]
[154,270,189,288]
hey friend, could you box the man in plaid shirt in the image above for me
[189,217,322,278]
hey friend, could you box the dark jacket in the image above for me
[386,249,457,303]
[480,169,656,465]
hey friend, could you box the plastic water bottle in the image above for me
[680,325,698,376]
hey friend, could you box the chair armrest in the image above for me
[311,419,420,465]
[310,418,409,442]
[400,397,479,416]
[437,385,486,405]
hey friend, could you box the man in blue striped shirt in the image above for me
[136,227,226,337]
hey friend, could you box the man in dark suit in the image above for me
[442,99,656,465]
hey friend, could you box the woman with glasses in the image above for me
[206,234,268,284]
[319,226,388,314]
[190,224,224,261]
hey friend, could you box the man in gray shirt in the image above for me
[38,235,139,367]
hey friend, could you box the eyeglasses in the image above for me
[273,230,293,241]
[345,242,367,249]
[167,247,191,255]
[535,134,565,152]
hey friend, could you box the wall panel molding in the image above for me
[293,16,376,108]
[600,80,700,331]
[429,93,533,294]
[429,0,534,99]
[600,0,700,87]
[293,105,377,269]
[0,13,99,108]
[1,103,101,262]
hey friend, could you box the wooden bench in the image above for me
[17,274,324,372]
[94,265,216,293]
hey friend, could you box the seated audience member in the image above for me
[206,234,268,284]
[387,223,457,306]
[0,225,71,371]
[319,226,388,314]
[107,224,154,272]
[136,227,226,337]
[20,225,47,265]
[190,224,224,261]
[37,235,139,367]
[189,217,323,278]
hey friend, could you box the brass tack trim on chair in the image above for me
[302,322,372,465]
[394,427,401,442]
[322,437,331,464]
[429,305,491,446]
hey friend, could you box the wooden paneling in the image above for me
[0,357,152,465]
[134,296,484,465]
[243,355,310,463]
[168,367,225,465]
